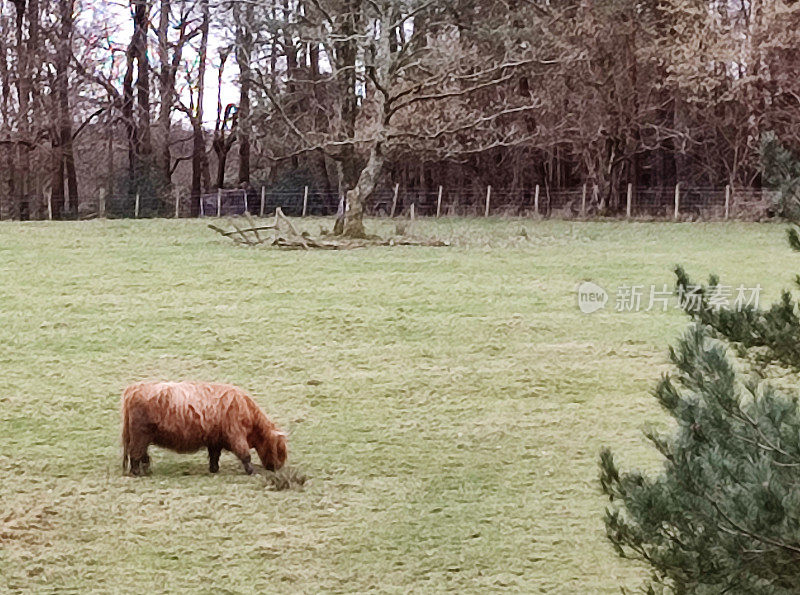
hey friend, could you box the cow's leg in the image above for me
[129,441,150,476]
[229,437,255,475]
[208,445,221,474]
[127,409,152,476]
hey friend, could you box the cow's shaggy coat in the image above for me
[121,381,287,476]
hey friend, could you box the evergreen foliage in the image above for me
[600,229,800,592]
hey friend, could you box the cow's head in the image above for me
[255,427,287,472]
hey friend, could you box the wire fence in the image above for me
[0,184,779,221]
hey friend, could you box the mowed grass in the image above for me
[0,217,792,592]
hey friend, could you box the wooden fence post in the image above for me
[626,183,633,219]
[200,193,205,217]
[674,183,680,220]
[243,189,248,214]
[485,185,492,217]
[135,192,140,219]
[217,188,222,217]
[390,183,399,218]
[47,190,53,221]
[302,186,308,217]
[260,186,265,217]
[724,185,731,220]
[581,184,587,217]
[410,202,415,220]
[534,184,540,217]
[436,185,443,218]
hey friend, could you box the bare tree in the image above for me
[249,0,558,236]
[187,0,210,205]
[50,0,79,219]
[1,0,800,220]
[122,0,154,189]
[233,0,254,185]
[156,0,201,187]
[211,47,238,189]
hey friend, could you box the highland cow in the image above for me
[121,381,287,476]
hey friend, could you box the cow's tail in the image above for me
[121,388,131,475]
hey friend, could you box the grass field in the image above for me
[0,217,792,592]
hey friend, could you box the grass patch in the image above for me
[261,466,309,492]
[0,217,790,591]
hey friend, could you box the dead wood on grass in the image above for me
[209,208,449,250]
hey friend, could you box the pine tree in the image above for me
[599,234,800,591]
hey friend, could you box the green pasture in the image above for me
[0,217,790,592]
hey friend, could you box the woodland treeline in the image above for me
[1,0,799,233]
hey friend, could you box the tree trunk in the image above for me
[122,0,152,192]
[64,129,78,217]
[235,1,253,185]
[190,0,210,209]
[212,53,232,190]
[106,108,115,198]
[330,0,361,206]
[133,0,152,159]
[673,93,690,187]
[156,0,191,187]
[55,0,78,218]
[123,44,136,188]
[11,0,32,218]
[50,137,65,220]
[0,23,12,217]
[156,0,172,184]
[343,144,384,237]
[340,2,393,237]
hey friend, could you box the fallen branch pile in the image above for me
[208,208,449,250]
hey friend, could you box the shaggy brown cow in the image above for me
[121,381,287,476]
